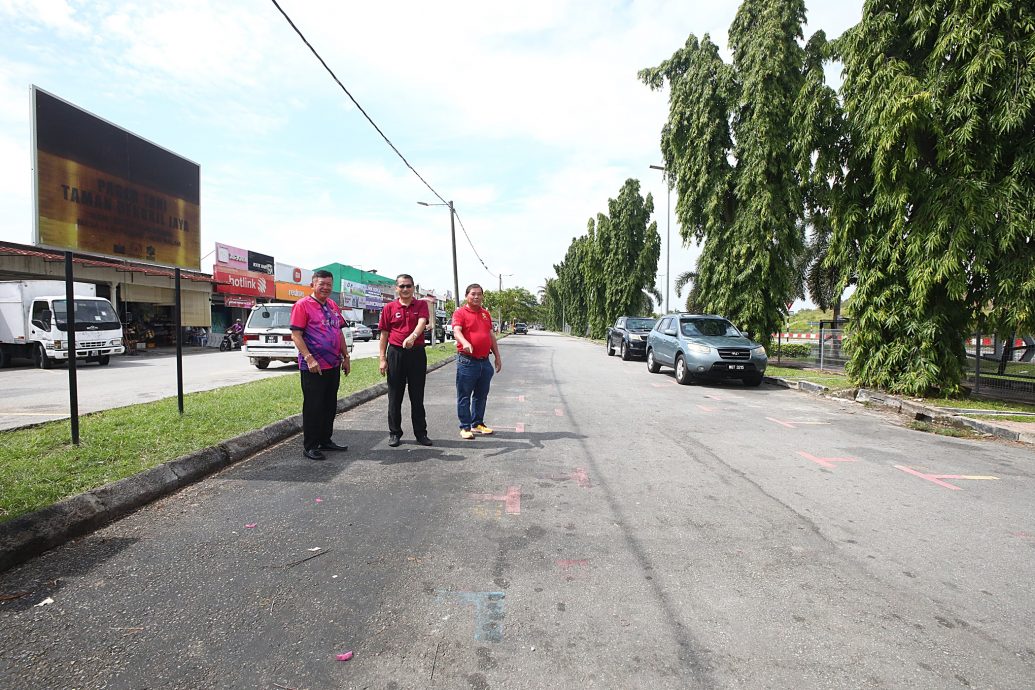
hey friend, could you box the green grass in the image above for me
[0,344,457,524]
[971,415,1035,424]
[907,421,982,438]
[765,365,854,390]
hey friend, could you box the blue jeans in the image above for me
[456,356,494,429]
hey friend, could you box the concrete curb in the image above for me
[0,354,457,573]
[765,375,1033,446]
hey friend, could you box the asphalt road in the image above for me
[1,331,1033,689]
[0,339,386,431]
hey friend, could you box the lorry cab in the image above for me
[0,280,125,369]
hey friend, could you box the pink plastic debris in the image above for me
[244,523,257,529]
[336,651,354,662]
[315,498,324,503]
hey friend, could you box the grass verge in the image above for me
[765,365,854,390]
[907,421,982,438]
[0,344,456,524]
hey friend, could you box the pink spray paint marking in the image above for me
[572,468,591,488]
[556,559,590,570]
[767,417,797,428]
[470,486,522,514]
[554,408,565,417]
[696,405,716,413]
[799,451,856,469]
[895,465,998,491]
[492,422,526,432]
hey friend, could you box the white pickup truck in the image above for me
[0,280,125,369]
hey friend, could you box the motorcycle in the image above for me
[219,332,242,351]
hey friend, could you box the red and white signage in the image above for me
[214,265,275,298]
[225,296,256,309]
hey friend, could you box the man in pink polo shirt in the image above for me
[378,274,433,448]
[452,282,502,440]
[290,270,351,461]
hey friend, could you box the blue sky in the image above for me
[0,0,861,306]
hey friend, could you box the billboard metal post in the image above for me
[65,252,80,445]
[175,268,184,414]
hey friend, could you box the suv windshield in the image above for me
[248,305,293,329]
[627,318,656,330]
[53,299,121,331]
[680,318,741,338]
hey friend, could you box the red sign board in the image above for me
[213,265,275,298]
[225,296,256,309]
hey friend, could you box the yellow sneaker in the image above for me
[460,428,475,440]
[473,424,494,435]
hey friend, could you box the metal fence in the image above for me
[773,326,847,371]
[966,336,1035,402]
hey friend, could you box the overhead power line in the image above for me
[270,0,495,277]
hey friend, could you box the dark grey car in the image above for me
[645,314,768,386]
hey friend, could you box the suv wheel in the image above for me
[620,341,631,361]
[646,349,661,374]
[675,355,692,385]
[606,338,615,357]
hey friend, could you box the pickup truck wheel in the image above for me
[255,359,270,369]
[606,338,615,356]
[98,355,110,366]
[620,341,631,361]
[646,349,661,374]
[34,344,53,369]
[675,355,692,385]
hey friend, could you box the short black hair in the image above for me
[465,283,483,295]
[396,274,414,284]
[313,269,333,280]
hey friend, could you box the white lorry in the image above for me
[0,280,125,369]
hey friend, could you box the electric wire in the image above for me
[270,0,497,278]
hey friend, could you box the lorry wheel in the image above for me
[34,344,53,369]
[255,359,270,369]
[98,355,110,366]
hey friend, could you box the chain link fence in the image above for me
[967,336,1035,402]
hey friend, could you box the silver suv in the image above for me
[646,314,767,386]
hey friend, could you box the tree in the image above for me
[830,0,1035,394]
[640,0,811,347]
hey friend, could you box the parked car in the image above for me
[645,313,767,386]
[606,316,656,360]
[514,322,528,334]
[349,322,373,342]
[243,303,354,370]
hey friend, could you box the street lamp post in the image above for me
[650,164,671,313]
[417,200,460,315]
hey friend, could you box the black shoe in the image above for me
[416,435,433,446]
[303,448,325,461]
[388,434,402,447]
[318,440,349,452]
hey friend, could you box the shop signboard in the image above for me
[225,296,255,309]
[275,281,308,302]
[32,86,201,269]
[248,250,275,275]
[215,242,248,270]
[274,262,313,286]
[339,279,365,309]
[213,265,275,298]
[364,285,385,310]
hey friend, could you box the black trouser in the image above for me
[386,344,427,437]
[300,367,341,451]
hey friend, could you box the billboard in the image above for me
[215,242,248,270]
[275,262,312,286]
[32,86,201,269]
[339,279,365,309]
[248,250,274,275]
[213,265,275,298]
[275,281,308,302]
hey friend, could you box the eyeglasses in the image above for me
[397,284,414,289]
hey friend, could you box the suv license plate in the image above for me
[265,336,278,343]
[730,364,745,370]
